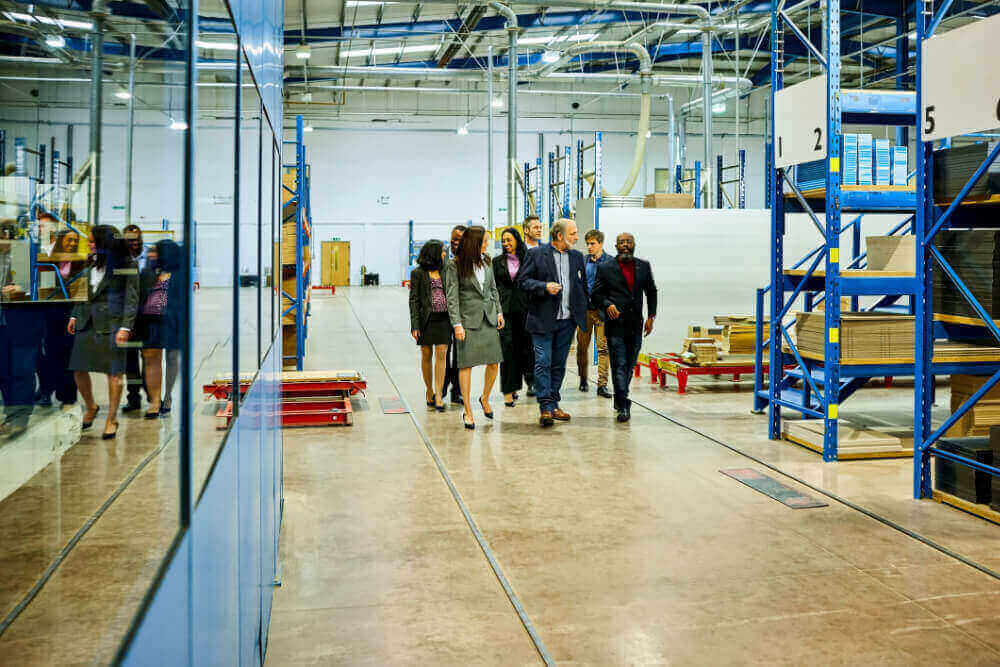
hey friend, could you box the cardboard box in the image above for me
[866,235,915,273]
[687,325,724,342]
[643,193,694,209]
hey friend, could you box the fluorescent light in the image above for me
[541,50,561,63]
[114,90,131,100]
[195,39,238,51]
[712,102,726,114]
[3,11,92,30]
[491,95,503,108]
[303,125,314,132]
[345,1,399,5]
[169,119,188,131]
[44,35,65,48]
[340,44,438,59]
[300,92,313,102]
[456,125,469,135]
[296,43,311,60]
[519,33,599,46]
[645,130,651,138]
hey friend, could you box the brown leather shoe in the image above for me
[539,411,554,427]
[552,408,571,421]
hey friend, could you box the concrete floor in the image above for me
[0,287,259,663]
[268,287,1000,665]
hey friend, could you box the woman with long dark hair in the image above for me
[492,227,532,407]
[67,224,140,439]
[445,226,504,429]
[408,239,451,411]
[138,239,184,418]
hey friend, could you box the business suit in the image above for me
[517,243,588,414]
[0,253,41,428]
[69,259,140,375]
[445,259,503,369]
[591,256,658,412]
[493,252,532,396]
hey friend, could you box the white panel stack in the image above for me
[843,133,859,186]
[875,139,892,186]
[892,146,909,185]
[858,134,874,186]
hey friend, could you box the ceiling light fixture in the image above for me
[296,43,311,60]
[303,125,314,132]
[4,11,92,30]
[340,44,438,59]
[712,102,726,114]
[491,95,503,108]
[541,50,561,63]
[114,90,131,100]
[195,39,238,51]
[345,1,399,5]
[645,130,652,138]
[44,35,66,48]
[456,125,469,135]
[169,118,188,131]
[519,33,598,46]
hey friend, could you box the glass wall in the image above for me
[0,0,283,661]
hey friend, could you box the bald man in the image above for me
[590,232,657,423]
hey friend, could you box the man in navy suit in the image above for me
[591,232,657,423]
[517,219,588,427]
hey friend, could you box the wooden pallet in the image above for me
[932,490,1000,525]
[782,420,914,460]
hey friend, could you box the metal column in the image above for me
[125,33,136,225]
[487,44,494,232]
[88,0,108,226]
[506,26,517,228]
[701,30,713,210]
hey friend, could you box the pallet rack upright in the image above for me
[576,132,602,227]
[675,161,701,207]
[761,0,920,460]
[716,150,747,209]
[912,8,1000,509]
[280,115,311,371]
[548,146,571,221]
[522,157,542,223]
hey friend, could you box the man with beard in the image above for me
[590,232,657,423]
[121,225,149,412]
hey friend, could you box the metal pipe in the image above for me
[701,29,712,209]
[125,33,135,225]
[486,0,518,229]
[666,93,677,170]
[87,0,107,225]
[487,44,494,231]
[537,40,653,77]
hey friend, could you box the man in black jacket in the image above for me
[441,224,467,404]
[518,219,588,427]
[590,232,657,422]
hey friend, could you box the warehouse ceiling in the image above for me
[0,0,997,116]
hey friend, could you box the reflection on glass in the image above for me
[240,56,261,383]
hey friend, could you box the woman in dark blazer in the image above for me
[492,227,531,407]
[409,240,451,411]
[446,226,504,429]
[138,239,184,418]
[68,225,140,439]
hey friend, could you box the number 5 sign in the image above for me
[922,14,1000,141]
[774,75,828,169]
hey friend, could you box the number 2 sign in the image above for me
[774,75,828,169]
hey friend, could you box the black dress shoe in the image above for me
[579,380,589,392]
[121,400,142,413]
[450,394,464,405]
[526,387,536,397]
[596,385,612,399]
[616,408,630,423]
[35,392,53,407]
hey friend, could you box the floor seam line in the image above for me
[344,295,555,667]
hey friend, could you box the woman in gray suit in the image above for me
[67,225,140,439]
[446,226,504,429]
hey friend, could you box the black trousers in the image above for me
[0,324,38,427]
[606,316,643,411]
[441,336,460,400]
[125,347,147,403]
[499,310,532,395]
[38,304,78,404]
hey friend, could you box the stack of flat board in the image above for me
[783,420,911,456]
[946,374,1000,437]
[933,230,1000,320]
[933,143,1000,202]
[934,437,994,504]
[795,312,914,362]
[866,235,915,273]
[714,315,769,354]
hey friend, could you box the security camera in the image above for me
[571,102,580,110]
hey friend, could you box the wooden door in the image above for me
[322,241,350,286]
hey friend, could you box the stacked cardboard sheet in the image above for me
[933,143,1000,202]
[784,420,910,455]
[866,235,915,273]
[946,374,1000,437]
[934,437,994,504]
[933,230,1000,320]
[795,312,914,362]
[713,316,769,354]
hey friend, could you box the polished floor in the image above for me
[268,287,1000,665]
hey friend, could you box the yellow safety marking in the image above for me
[828,403,838,419]
[829,248,839,263]
[829,327,839,343]
[830,157,840,173]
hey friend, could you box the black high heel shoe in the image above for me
[102,422,118,440]
[479,396,493,420]
[434,394,446,413]
[462,413,475,430]
[82,405,100,430]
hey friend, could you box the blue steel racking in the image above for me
[675,161,701,208]
[576,131,603,226]
[757,0,921,460]
[280,115,311,371]
[912,9,1000,501]
[547,146,571,222]
[407,219,425,268]
[716,150,747,209]
[522,157,541,222]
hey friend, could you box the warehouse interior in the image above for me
[0,0,999,664]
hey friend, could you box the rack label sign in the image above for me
[922,14,1000,141]
[774,75,827,169]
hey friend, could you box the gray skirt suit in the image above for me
[445,259,503,369]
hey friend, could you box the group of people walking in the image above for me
[1,223,183,440]
[408,216,657,429]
